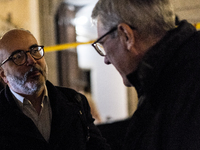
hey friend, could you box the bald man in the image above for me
[0,29,110,150]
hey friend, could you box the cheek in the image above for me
[109,50,133,76]
[105,38,130,70]
[2,67,22,83]
[38,58,46,69]
[106,52,126,75]
[107,43,125,64]
[106,40,121,59]
[5,66,20,76]
[37,59,47,78]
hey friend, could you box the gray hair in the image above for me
[91,0,176,39]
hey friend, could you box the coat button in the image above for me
[79,110,82,115]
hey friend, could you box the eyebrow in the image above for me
[29,44,39,49]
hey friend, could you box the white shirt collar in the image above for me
[10,88,24,103]
[10,86,48,104]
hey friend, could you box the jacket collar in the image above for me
[127,20,196,99]
[45,81,82,145]
[0,81,81,145]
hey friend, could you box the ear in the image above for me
[0,67,8,84]
[117,23,135,51]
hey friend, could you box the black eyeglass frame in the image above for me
[0,45,44,67]
[92,27,118,56]
[91,25,136,56]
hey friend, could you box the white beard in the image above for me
[6,66,46,95]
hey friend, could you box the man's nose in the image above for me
[104,56,111,65]
[26,53,37,65]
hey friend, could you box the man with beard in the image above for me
[0,29,110,150]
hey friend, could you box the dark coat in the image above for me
[0,81,110,150]
[123,20,200,150]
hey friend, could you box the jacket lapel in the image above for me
[0,87,46,142]
[47,81,81,145]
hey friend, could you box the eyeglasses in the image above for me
[92,27,117,56]
[0,45,44,66]
[92,25,135,56]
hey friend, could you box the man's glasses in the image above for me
[92,27,117,56]
[91,25,135,56]
[0,45,44,66]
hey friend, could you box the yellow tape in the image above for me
[195,23,200,30]
[44,41,94,53]
[44,23,200,53]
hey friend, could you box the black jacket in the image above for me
[0,81,110,150]
[123,20,200,149]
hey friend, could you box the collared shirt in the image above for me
[10,86,52,142]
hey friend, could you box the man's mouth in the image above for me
[29,71,40,77]
[27,67,43,78]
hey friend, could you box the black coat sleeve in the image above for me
[56,86,111,150]
[78,93,111,150]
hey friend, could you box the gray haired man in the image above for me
[92,0,200,149]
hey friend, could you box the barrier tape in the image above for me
[44,22,200,53]
[44,41,94,53]
[194,23,200,30]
